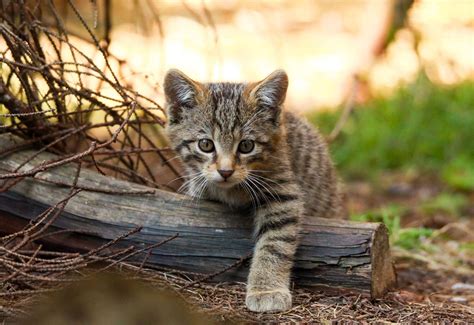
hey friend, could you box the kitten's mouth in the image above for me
[213,179,239,188]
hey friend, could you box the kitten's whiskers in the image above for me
[168,171,202,186]
[245,175,273,207]
[241,179,260,211]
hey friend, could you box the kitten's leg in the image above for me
[246,194,302,312]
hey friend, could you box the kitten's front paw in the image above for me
[245,288,292,312]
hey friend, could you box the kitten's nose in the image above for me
[218,169,234,180]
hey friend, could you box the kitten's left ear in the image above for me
[163,69,204,124]
[247,69,289,108]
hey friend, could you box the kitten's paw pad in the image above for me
[245,289,292,312]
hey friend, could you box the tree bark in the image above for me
[0,134,396,298]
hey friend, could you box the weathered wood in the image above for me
[0,134,396,297]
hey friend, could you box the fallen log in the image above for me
[0,134,395,298]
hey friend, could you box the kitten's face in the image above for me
[164,69,288,191]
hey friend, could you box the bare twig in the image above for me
[327,75,360,143]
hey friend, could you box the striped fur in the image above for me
[164,69,344,312]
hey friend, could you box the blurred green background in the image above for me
[311,76,474,190]
[309,76,473,261]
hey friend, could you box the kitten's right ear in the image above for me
[163,69,203,123]
[246,70,289,109]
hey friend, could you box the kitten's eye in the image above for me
[238,140,255,154]
[198,139,215,152]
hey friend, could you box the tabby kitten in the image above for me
[164,69,343,312]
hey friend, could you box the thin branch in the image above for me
[327,75,360,143]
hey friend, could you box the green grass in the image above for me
[351,208,433,250]
[460,242,474,252]
[309,75,474,190]
[420,192,468,216]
